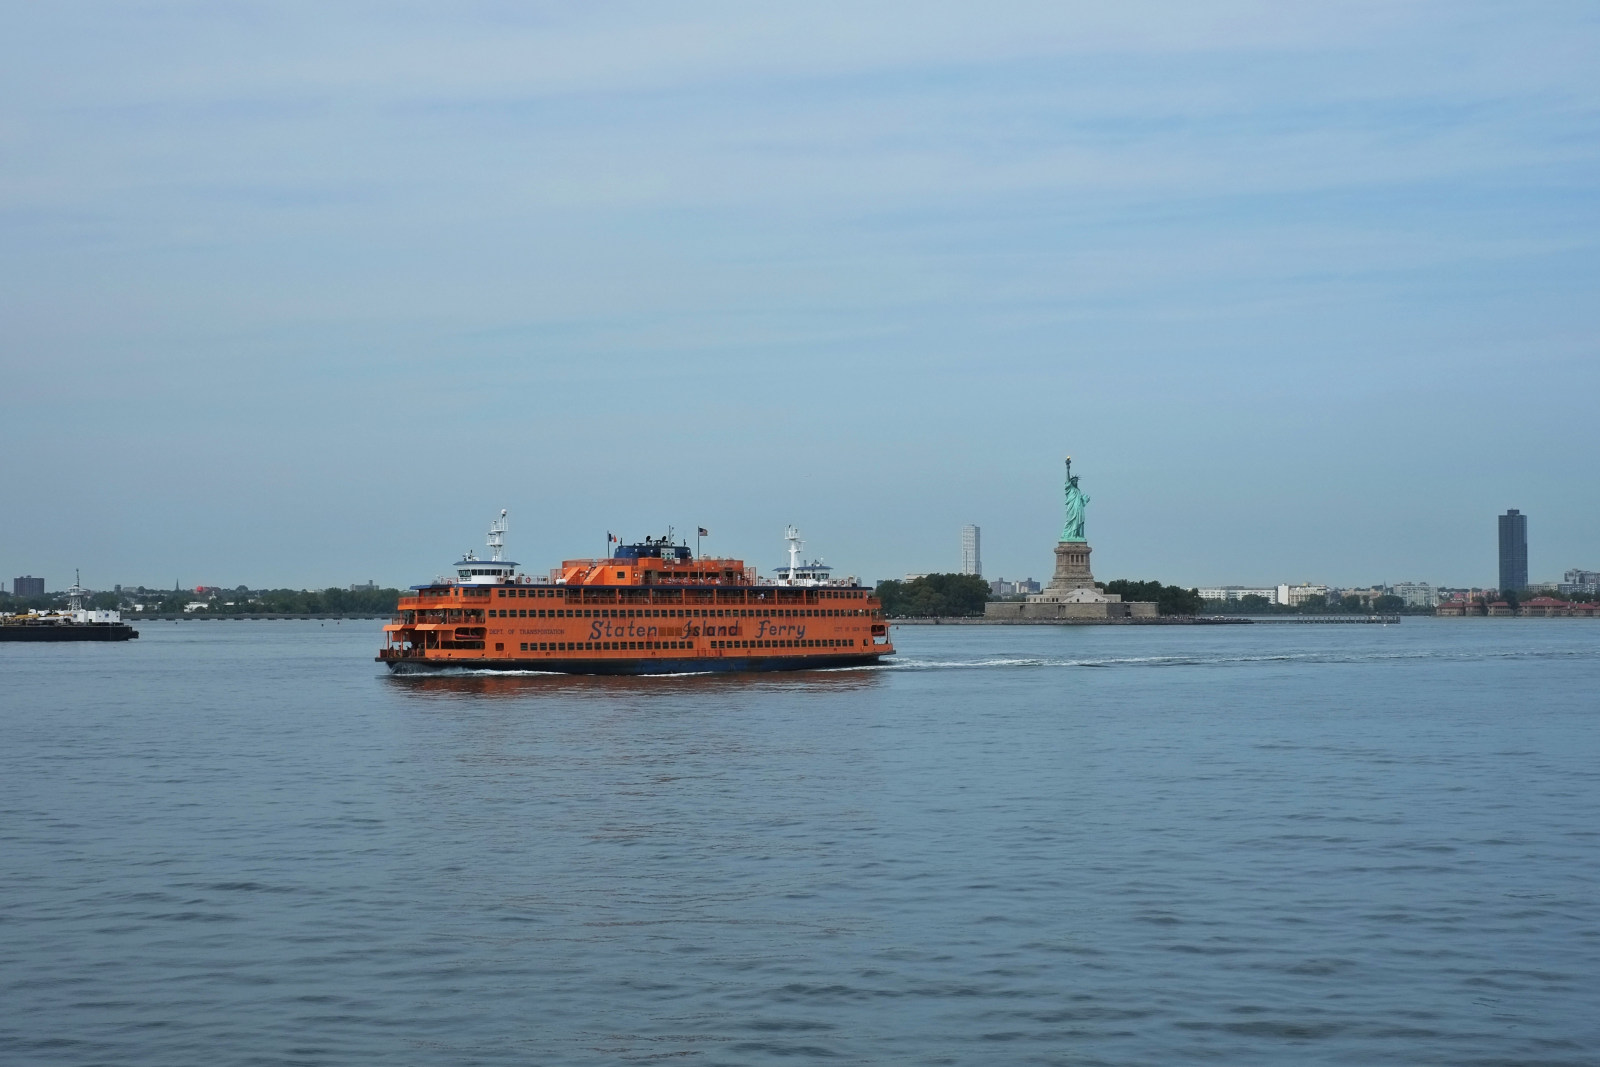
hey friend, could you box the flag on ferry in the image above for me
[698,527,709,537]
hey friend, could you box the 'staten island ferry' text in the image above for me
[378,513,893,675]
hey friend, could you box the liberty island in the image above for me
[985,458,1158,622]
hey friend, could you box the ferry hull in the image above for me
[382,652,886,676]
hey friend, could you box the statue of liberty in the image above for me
[1061,457,1088,542]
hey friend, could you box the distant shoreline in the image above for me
[892,615,1404,625]
[892,616,1249,626]
[129,614,390,622]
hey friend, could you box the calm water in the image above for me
[3,619,1597,1065]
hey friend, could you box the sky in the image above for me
[3,1,1597,590]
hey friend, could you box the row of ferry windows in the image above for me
[492,587,865,600]
[488,607,868,619]
[517,638,858,653]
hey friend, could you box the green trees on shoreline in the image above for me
[877,574,1206,617]
[1101,579,1205,616]
[876,574,990,617]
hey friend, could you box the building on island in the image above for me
[990,577,1040,597]
[1499,509,1528,591]
[984,458,1157,621]
[1197,586,1278,604]
[12,575,45,597]
[1276,583,1329,607]
[1558,569,1599,596]
[1390,581,1438,608]
[960,525,981,577]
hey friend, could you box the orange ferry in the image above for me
[378,513,893,674]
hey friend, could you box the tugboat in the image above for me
[0,572,139,642]
[378,512,893,674]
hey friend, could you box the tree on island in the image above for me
[1101,579,1206,616]
[876,574,990,617]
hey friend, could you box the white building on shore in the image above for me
[1197,586,1279,604]
[1277,583,1329,607]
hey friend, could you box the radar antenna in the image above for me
[784,526,804,584]
[487,509,508,562]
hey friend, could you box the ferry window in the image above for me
[616,571,626,579]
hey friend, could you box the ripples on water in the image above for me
[2,620,1597,1065]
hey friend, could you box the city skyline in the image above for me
[9,502,1591,597]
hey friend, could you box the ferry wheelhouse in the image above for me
[378,514,893,674]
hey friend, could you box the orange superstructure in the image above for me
[377,517,893,675]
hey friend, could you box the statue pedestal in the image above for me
[1038,541,1097,596]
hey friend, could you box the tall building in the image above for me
[12,575,45,597]
[960,524,981,577]
[1498,509,1528,591]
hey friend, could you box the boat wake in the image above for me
[884,647,1600,671]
